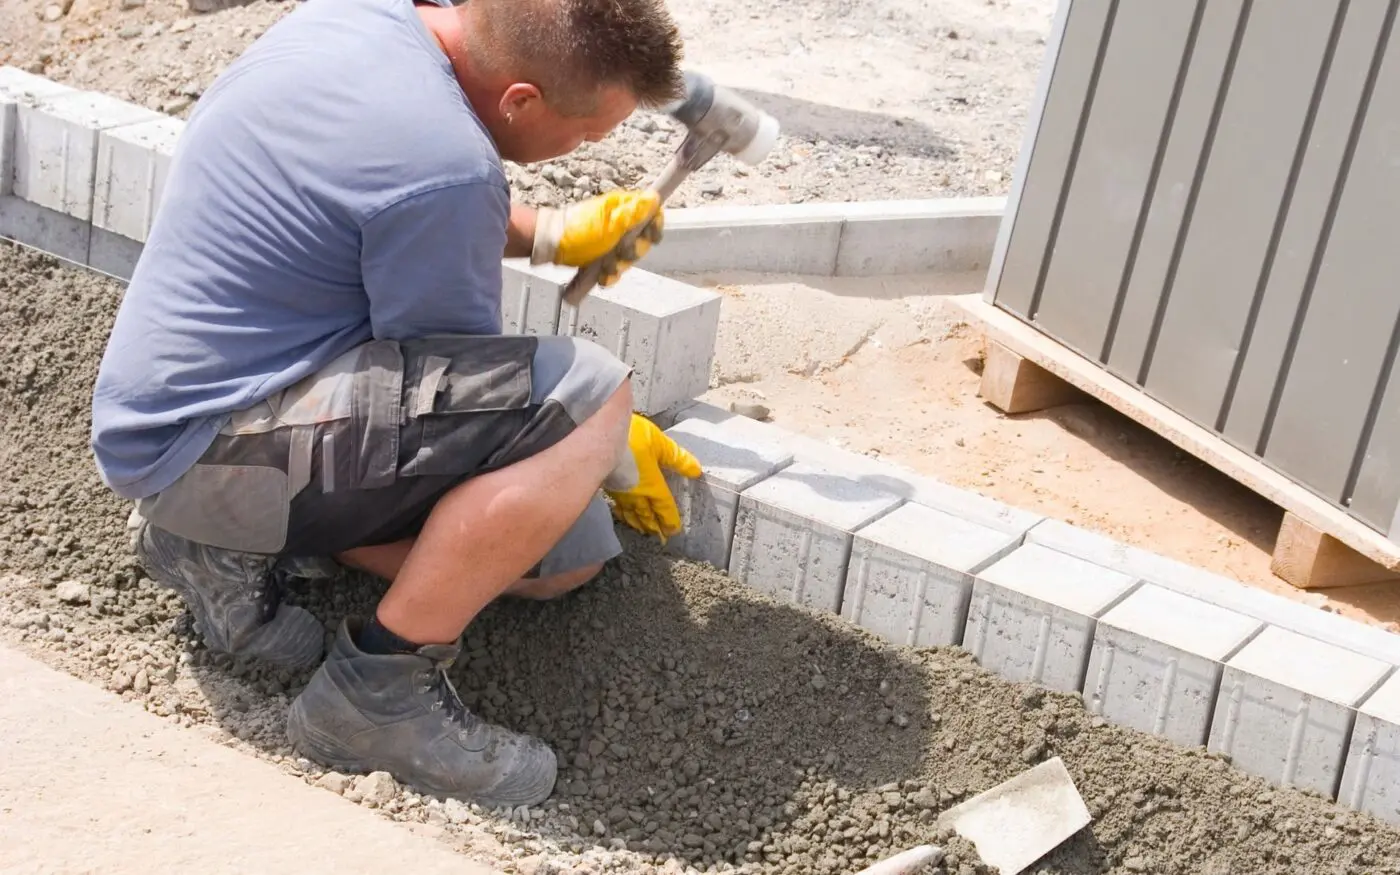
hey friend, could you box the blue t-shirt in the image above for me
[91,0,509,500]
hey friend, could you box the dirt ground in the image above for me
[682,270,1400,633]
[4,240,1400,874]
[0,0,1051,207]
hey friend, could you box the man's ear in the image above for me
[498,82,544,120]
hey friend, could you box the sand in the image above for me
[3,239,1400,874]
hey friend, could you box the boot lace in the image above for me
[422,658,484,739]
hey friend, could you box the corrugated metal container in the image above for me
[987,0,1400,543]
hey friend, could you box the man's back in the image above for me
[92,0,510,500]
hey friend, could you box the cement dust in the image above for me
[3,240,1400,874]
[685,269,1400,632]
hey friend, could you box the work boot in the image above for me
[286,619,558,807]
[130,509,325,669]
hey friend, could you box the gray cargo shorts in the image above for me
[134,333,633,583]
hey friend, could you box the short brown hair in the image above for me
[463,0,686,115]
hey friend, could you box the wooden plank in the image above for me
[1220,0,1394,452]
[1101,0,1248,384]
[954,293,1400,575]
[1142,0,1345,426]
[1264,20,1400,504]
[979,340,1085,415]
[1273,512,1400,590]
[988,0,1115,320]
[1033,1,1201,361]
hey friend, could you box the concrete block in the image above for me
[0,67,76,197]
[729,462,903,613]
[92,115,183,243]
[674,401,1043,538]
[13,89,161,221]
[1208,626,1392,797]
[86,226,143,280]
[1340,671,1400,826]
[964,543,1139,694]
[1084,584,1264,747]
[641,202,845,275]
[499,259,568,336]
[841,501,1020,648]
[0,195,90,264]
[559,270,721,416]
[833,197,1004,276]
[1026,518,1400,667]
[660,417,794,570]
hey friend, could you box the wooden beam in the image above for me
[979,340,1085,414]
[1272,512,1400,590]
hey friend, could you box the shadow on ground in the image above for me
[735,88,954,160]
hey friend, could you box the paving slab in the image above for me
[661,417,794,570]
[1340,671,1400,826]
[1084,584,1264,747]
[729,461,903,613]
[0,643,499,875]
[92,114,184,242]
[964,543,1140,694]
[841,501,1020,648]
[0,66,76,198]
[500,258,568,336]
[1209,626,1393,798]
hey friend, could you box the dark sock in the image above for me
[357,613,423,655]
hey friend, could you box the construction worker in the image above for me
[89,0,704,808]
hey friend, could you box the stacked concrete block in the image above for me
[1083,584,1263,747]
[659,417,794,570]
[964,543,1139,694]
[840,501,1020,648]
[1208,626,1392,798]
[500,259,569,336]
[88,115,184,278]
[1340,672,1400,825]
[729,462,903,613]
[0,68,81,259]
[558,269,722,416]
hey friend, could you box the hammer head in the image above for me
[660,71,781,166]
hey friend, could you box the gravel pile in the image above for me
[4,240,1400,874]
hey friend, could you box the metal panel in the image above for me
[1100,0,1248,382]
[989,0,1115,320]
[1353,363,1400,536]
[1140,0,1345,426]
[1220,0,1394,453]
[1265,11,1400,503]
[1030,1,1200,360]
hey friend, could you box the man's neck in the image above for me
[416,4,500,125]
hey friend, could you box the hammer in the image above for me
[559,71,781,306]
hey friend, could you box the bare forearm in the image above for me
[505,202,537,259]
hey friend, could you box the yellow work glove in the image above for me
[603,414,703,542]
[531,190,665,287]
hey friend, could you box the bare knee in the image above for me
[505,563,604,600]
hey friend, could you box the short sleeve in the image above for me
[359,181,509,340]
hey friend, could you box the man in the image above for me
[90,0,705,808]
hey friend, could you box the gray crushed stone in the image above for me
[3,239,1400,874]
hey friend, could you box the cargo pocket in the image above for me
[138,463,290,555]
[403,336,536,478]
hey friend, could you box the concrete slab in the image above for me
[841,501,1020,648]
[14,89,161,221]
[559,269,721,415]
[964,543,1140,694]
[0,66,77,197]
[92,114,184,242]
[642,202,845,275]
[500,259,568,336]
[1025,518,1400,668]
[672,401,1043,539]
[0,194,91,264]
[661,417,794,570]
[833,197,1003,276]
[1084,584,1264,747]
[87,225,144,280]
[0,643,500,875]
[1208,626,1393,798]
[729,461,903,614]
[1340,672,1400,826]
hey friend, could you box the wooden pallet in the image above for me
[954,293,1400,591]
